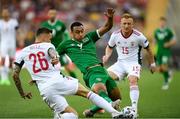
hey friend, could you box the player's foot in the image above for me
[131,107,138,119]
[162,84,169,90]
[112,99,121,110]
[83,109,94,117]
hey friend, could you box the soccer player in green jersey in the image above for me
[154,17,176,90]
[57,8,121,117]
[40,9,77,78]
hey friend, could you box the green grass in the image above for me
[0,69,180,118]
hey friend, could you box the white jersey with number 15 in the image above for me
[108,29,149,63]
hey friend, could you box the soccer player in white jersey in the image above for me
[103,13,156,117]
[0,8,19,85]
[12,27,124,119]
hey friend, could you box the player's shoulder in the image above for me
[133,29,146,38]
[112,30,121,35]
[56,20,65,25]
[132,29,143,36]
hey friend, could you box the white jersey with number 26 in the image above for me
[15,43,63,91]
[108,29,149,63]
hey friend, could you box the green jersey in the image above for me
[57,30,101,74]
[41,20,70,48]
[154,27,174,56]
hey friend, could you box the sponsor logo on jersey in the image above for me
[96,78,102,82]
[82,38,89,43]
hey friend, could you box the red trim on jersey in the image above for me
[133,30,141,36]
[120,30,133,39]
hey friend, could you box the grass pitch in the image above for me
[0,69,180,118]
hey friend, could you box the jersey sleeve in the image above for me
[139,34,149,48]
[108,33,116,48]
[87,30,100,43]
[56,40,67,55]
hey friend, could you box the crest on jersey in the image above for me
[82,38,89,43]
[131,42,135,47]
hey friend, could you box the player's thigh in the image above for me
[42,91,69,113]
[88,74,107,90]
[108,62,126,81]
[159,55,170,71]
[61,76,79,95]
[126,62,141,80]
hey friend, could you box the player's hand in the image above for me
[164,43,169,48]
[51,57,59,65]
[21,92,32,99]
[149,63,156,74]
[29,80,35,86]
[104,8,115,18]
[102,55,109,65]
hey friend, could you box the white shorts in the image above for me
[108,60,141,81]
[0,43,16,57]
[40,76,79,113]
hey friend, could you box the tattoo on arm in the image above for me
[48,47,58,59]
[12,64,24,97]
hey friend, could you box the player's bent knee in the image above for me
[128,76,138,86]
[92,83,107,93]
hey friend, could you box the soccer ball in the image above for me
[122,106,136,119]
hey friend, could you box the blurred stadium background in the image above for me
[0,0,180,118]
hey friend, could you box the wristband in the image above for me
[150,62,156,67]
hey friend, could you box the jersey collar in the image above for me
[120,29,133,39]
[48,19,57,26]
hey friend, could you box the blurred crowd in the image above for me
[0,0,147,48]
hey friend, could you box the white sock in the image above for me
[55,112,78,119]
[87,91,120,117]
[130,85,139,111]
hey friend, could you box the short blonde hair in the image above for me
[121,13,134,19]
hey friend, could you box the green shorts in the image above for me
[83,66,117,92]
[156,54,170,65]
[59,54,70,66]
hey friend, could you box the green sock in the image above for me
[69,71,76,78]
[163,71,169,84]
[90,90,112,113]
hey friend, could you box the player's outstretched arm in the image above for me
[98,8,115,36]
[12,64,32,99]
[103,45,113,65]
